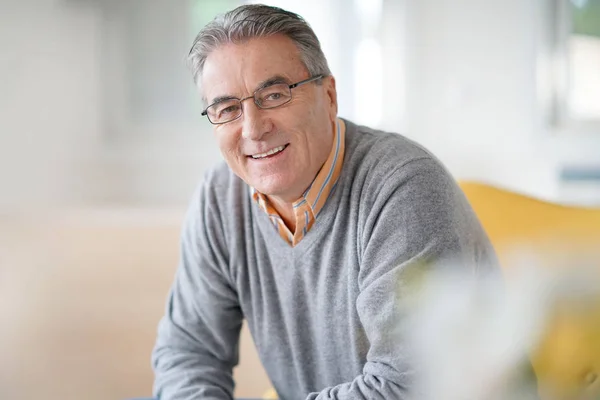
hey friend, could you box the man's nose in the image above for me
[241,99,272,141]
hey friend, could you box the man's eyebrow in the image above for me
[255,75,289,91]
[208,75,289,105]
[208,94,238,106]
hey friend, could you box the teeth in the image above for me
[252,145,285,159]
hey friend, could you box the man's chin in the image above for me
[255,185,288,198]
[253,183,298,202]
[249,176,288,194]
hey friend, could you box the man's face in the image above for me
[200,34,338,202]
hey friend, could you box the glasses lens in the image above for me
[207,99,242,124]
[256,84,292,109]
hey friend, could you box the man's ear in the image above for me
[325,75,338,119]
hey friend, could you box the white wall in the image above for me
[403,0,600,203]
[0,0,102,212]
[0,0,221,210]
[93,0,221,206]
[404,0,554,197]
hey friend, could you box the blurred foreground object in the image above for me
[406,262,600,400]
[457,181,600,399]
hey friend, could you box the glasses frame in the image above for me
[201,74,326,125]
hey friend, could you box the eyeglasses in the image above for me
[201,74,325,125]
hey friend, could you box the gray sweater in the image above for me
[152,120,498,400]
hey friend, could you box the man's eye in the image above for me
[260,87,289,105]
[217,104,240,116]
[266,92,283,100]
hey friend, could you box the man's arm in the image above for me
[306,157,498,400]
[152,183,242,400]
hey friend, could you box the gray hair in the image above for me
[187,4,331,85]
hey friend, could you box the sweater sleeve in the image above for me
[152,181,242,400]
[305,157,499,400]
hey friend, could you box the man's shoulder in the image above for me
[194,160,247,205]
[203,159,239,186]
[344,120,444,181]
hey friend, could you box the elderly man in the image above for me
[152,4,497,400]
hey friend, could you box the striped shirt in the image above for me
[251,118,346,246]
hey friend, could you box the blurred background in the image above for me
[0,0,598,399]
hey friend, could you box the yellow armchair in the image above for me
[460,181,600,266]
[460,181,600,400]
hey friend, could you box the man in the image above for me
[152,4,497,400]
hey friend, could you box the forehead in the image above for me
[200,34,307,103]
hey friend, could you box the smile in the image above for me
[250,145,288,159]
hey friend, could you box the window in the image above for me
[541,0,600,133]
[568,0,600,121]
